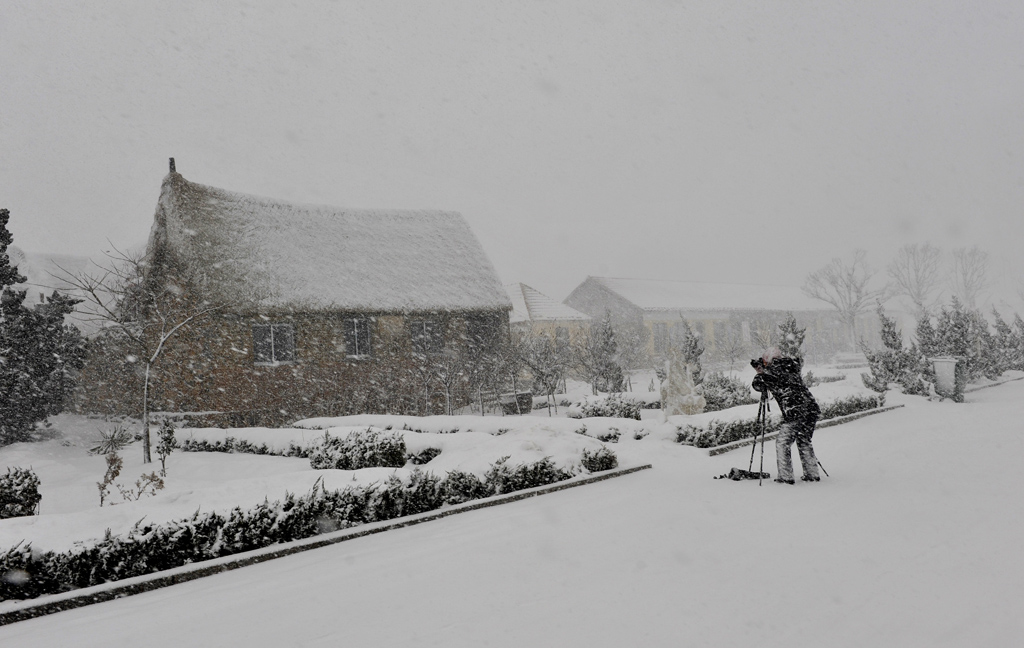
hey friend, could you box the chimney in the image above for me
[169,157,176,173]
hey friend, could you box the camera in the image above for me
[750,357,766,370]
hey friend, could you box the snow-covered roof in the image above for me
[590,277,827,312]
[506,283,591,324]
[153,173,511,313]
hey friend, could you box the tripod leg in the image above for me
[817,460,829,478]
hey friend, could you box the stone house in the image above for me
[77,164,511,425]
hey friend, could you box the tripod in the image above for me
[749,391,770,486]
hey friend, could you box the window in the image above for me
[340,317,373,358]
[253,323,295,364]
[466,313,503,351]
[408,319,443,355]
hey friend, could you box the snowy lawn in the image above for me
[3,373,1023,645]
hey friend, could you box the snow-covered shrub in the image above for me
[819,394,885,420]
[307,427,407,470]
[596,428,620,443]
[698,372,757,412]
[483,456,574,494]
[804,371,845,386]
[580,447,618,472]
[0,467,42,519]
[676,418,780,449]
[568,394,641,420]
[180,436,309,458]
[375,471,445,519]
[156,419,179,477]
[861,306,931,396]
[441,470,490,505]
[407,447,442,465]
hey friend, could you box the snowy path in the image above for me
[3,383,1024,646]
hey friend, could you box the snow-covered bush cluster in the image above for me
[0,467,42,519]
[819,394,886,420]
[697,372,758,412]
[676,418,781,449]
[581,447,618,472]
[308,427,407,470]
[0,448,616,601]
[180,436,310,458]
[568,394,642,420]
[864,300,1024,400]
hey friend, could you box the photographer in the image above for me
[751,348,821,484]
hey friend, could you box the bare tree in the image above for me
[750,314,777,354]
[60,247,219,463]
[949,246,989,309]
[803,250,888,349]
[714,319,749,371]
[510,329,568,415]
[612,320,650,391]
[888,243,943,317]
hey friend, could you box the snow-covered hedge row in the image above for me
[181,427,428,468]
[308,428,407,470]
[0,453,616,602]
[676,394,886,449]
[180,436,310,458]
[0,467,42,519]
[568,394,642,420]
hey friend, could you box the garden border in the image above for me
[964,375,1024,393]
[706,405,906,456]
[0,463,652,626]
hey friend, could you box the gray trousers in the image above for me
[776,417,819,481]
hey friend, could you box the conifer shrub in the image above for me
[861,305,931,395]
[309,427,407,470]
[483,456,574,494]
[0,467,42,519]
[819,394,885,419]
[568,394,642,420]
[407,447,442,465]
[441,469,491,505]
[581,447,618,472]
[180,436,309,458]
[698,372,758,412]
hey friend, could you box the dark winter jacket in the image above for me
[751,357,820,423]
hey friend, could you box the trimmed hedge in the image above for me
[180,437,309,458]
[568,394,642,420]
[0,450,617,602]
[308,428,407,470]
[676,393,886,449]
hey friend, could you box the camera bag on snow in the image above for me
[715,467,771,481]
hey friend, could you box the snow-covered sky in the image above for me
[2,1,1023,303]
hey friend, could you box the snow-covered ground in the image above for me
[2,374,1024,645]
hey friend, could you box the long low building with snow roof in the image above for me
[77,161,512,424]
[564,276,879,364]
